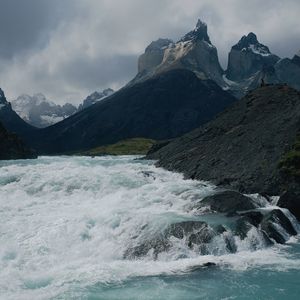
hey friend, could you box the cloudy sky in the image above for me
[0,0,299,105]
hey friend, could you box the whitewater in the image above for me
[0,156,300,300]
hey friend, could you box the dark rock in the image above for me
[124,221,215,259]
[196,191,258,216]
[261,209,297,244]
[147,85,300,195]
[238,211,264,227]
[278,191,300,221]
[0,121,37,160]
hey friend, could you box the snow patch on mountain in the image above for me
[78,88,114,111]
[11,94,77,128]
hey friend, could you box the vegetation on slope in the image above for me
[78,138,156,156]
[279,136,300,179]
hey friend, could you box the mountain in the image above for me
[11,94,77,128]
[226,32,280,81]
[0,121,37,160]
[131,20,300,98]
[225,35,300,97]
[0,88,36,136]
[146,85,300,195]
[130,20,225,88]
[25,69,236,154]
[77,88,114,111]
[273,50,300,91]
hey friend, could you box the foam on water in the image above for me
[0,156,300,300]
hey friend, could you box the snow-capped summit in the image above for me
[11,94,77,128]
[227,33,279,81]
[78,88,114,111]
[232,32,271,56]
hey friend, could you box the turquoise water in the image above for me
[0,156,299,300]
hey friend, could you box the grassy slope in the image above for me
[77,138,156,156]
[279,136,300,179]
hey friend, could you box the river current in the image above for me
[0,156,299,299]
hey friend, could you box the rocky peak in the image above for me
[292,50,300,66]
[179,19,211,44]
[227,33,279,81]
[232,32,271,55]
[138,38,173,73]
[78,88,114,111]
[0,88,8,105]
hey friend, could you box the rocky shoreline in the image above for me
[141,85,300,256]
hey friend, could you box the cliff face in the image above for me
[130,20,225,88]
[226,33,280,82]
[0,122,37,160]
[147,85,300,195]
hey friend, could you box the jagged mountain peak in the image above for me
[232,32,271,55]
[179,19,211,44]
[78,88,114,111]
[0,88,8,105]
[232,32,272,56]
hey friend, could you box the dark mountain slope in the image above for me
[147,85,300,195]
[26,69,236,154]
[0,122,37,160]
[0,88,36,136]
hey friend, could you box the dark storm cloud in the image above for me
[0,0,299,104]
[0,0,73,58]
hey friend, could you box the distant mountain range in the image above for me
[11,94,77,128]
[11,88,114,128]
[77,88,114,111]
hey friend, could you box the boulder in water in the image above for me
[278,191,300,221]
[260,209,297,244]
[195,191,258,216]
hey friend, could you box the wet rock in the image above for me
[278,191,300,221]
[261,209,297,244]
[124,221,216,259]
[196,191,258,216]
[235,211,273,247]
[238,211,264,227]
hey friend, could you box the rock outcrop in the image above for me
[0,121,37,160]
[147,85,300,195]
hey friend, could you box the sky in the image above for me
[0,0,299,105]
